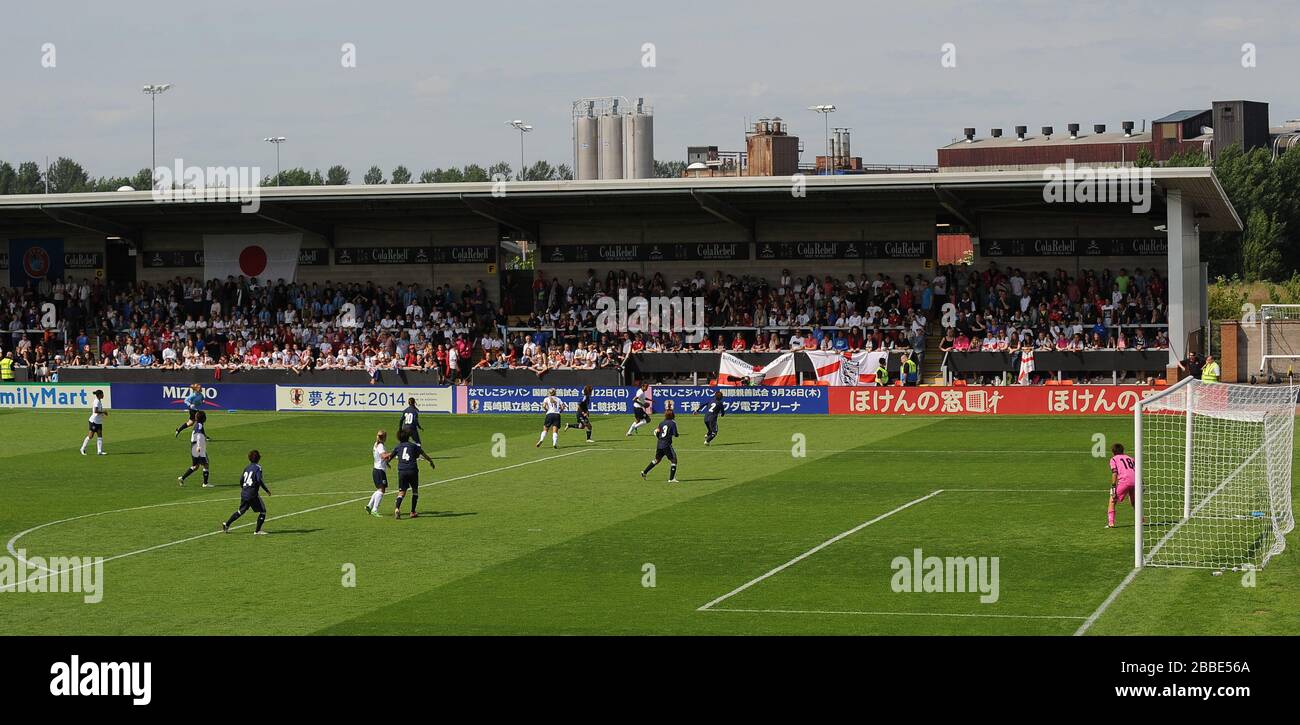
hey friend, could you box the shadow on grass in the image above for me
[406,511,478,519]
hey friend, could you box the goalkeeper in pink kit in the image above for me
[1107,443,1137,528]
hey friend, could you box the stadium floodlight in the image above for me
[263,137,287,186]
[1135,377,1296,571]
[507,120,533,180]
[808,104,836,175]
[141,83,173,189]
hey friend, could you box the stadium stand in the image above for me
[0,261,1169,384]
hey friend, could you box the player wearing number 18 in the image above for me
[392,429,434,519]
[1106,443,1143,529]
[641,410,680,483]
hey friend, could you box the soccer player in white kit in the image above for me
[626,384,652,436]
[80,389,107,456]
[536,389,564,449]
[178,411,213,487]
[366,430,393,517]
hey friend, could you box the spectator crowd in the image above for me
[0,261,1169,381]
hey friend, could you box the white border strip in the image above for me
[706,607,1086,621]
[696,489,943,611]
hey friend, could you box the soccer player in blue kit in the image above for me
[175,383,205,438]
[640,410,680,483]
[223,450,271,535]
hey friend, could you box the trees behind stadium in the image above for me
[0,156,694,195]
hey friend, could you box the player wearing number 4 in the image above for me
[392,429,434,519]
[641,410,680,483]
[1106,443,1146,528]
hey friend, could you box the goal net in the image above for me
[1136,378,1296,570]
[1260,304,1300,377]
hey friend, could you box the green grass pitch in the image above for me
[0,407,1295,635]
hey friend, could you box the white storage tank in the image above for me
[575,112,599,181]
[598,112,624,179]
[623,99,654,179]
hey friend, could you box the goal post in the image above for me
[1260,304,1300,377]
[1135,377,1296,570]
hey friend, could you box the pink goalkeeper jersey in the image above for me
[1110,454,1136,487]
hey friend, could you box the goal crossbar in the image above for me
[1259,304,1300,375]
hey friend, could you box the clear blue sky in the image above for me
[3,0,1297,178]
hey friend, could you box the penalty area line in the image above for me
[1,447,593,590]
[696,489,944,612]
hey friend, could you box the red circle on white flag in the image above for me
[239,245,268,277]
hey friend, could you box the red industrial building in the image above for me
[938,100,1295,170]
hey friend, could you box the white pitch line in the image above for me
[705,607,1087,621]
[943,488,1100,493]
[1074,566,1141,636]
[2,448,593,590]
[1075,433,1273,635]
[584,448,1089,454]
[696,489,944,612]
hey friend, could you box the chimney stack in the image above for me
[1122,120,1135,137]
[1015,125,1028,141]
[963,127,976,143]
[1067,123,1080,139]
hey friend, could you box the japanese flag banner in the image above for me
[203,233,301,282]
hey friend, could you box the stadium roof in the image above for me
[938,131,1153,150]
[1152,109,1210,123]
[0,167,1242,241]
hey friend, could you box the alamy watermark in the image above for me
[1042,160,1151,214]
[890,547,999,603]
[152,159,262,213]
[0,550,104,603]
[594,289,706,343]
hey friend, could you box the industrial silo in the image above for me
[623,98,654,179]
[575,107,599,181]
[598,111,624,179]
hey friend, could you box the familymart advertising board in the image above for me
[0,383,111,409]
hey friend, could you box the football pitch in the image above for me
[1,408,1296,636]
